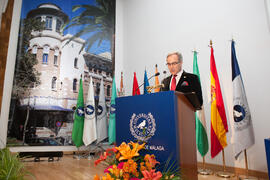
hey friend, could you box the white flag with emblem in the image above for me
[97,78,108,143]
[83,76,97,146]
[231,40,255,159]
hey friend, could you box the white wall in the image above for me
[116,0,270,172]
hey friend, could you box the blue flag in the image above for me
[231,40,255,159]
[144,70,150,94]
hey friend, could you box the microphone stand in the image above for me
[135,72,160,93]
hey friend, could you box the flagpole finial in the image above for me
[192,49,198,54]
[210,40,213,46]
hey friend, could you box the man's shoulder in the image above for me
[182,71,198,78]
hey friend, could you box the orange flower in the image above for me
[144,154,160,170]
[122,159,139,177]
[115,142,145,161]
[141,169,162,180]
[94,175,100,180]
[107,164,122,178]
[140,162,147,172]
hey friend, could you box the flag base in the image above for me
[238,175,258,180]
[198,168,213,175]
[215,171,235,178]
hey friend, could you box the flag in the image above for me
[231,40,255,159]
[120,72,124,94]
[210,45,228,158]
[154,64,160,92]
[97,78,108,143]
[118,71,124,96]
[72,78,85,147]
[193,51,209,157]
[108,77,117,144]
[83,76,97,146]
[132,72,140,95]
[144,70,150,94]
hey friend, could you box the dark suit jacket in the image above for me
[161,71,203,107]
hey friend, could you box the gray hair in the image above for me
[166,52,183,62]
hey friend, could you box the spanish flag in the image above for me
[210,45,228,158]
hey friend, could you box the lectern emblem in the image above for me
[130,113,156,141]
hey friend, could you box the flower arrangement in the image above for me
[94,141,180,180]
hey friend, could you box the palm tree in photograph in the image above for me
[64,0,116,75]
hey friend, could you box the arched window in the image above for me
[74,58,78,68]
[56,19,62,32]
[52,77,57,90]
[54,49,59,66]
[42,45,49,64]
[32,45,38,59]
[73,79,78,92]
[45,16,52,30]
[107,85,111,96]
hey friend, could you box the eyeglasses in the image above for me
[166,62,180,66]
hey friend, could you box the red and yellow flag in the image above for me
[154,64,160,92]
[210,45,228,158]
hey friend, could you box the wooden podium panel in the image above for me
[116,91,198,180]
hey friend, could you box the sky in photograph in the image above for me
[21,0,111,55]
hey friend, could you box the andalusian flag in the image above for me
[108,77,117,144]
[144,70,150,94]
[231,40,254,159]
[154,64,160,92]
[210,45,228,158]
[72,78,85,147]
[193,51,209,157]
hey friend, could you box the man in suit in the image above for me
[161,52,203,107]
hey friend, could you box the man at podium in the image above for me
[161,51,203,108]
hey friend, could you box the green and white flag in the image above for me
[83,76,97,146]
[72,78,85,147]
[193,51,209,157]
[108,77,117,144]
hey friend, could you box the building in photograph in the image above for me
[11,3,112,143]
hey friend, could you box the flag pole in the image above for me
[238,150,258,180]
[216,149,235,178]
[198,156,213,175]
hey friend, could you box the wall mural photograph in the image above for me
[7,0,116,147]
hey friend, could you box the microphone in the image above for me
[136,72,160,91]
[146,84,165,92]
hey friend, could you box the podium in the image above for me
[265,138,270,180]
[116,91,198,180]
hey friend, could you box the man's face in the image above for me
[166,54,183,75]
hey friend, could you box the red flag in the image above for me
[132,72,140,95]
[210,44,228,158]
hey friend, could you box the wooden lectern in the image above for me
[116,91,198,180]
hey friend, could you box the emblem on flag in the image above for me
[76,107,85,117]
[85,105,95,115]
[233,101,250,131]
[110,104,116,114]
[97,105,103,115]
